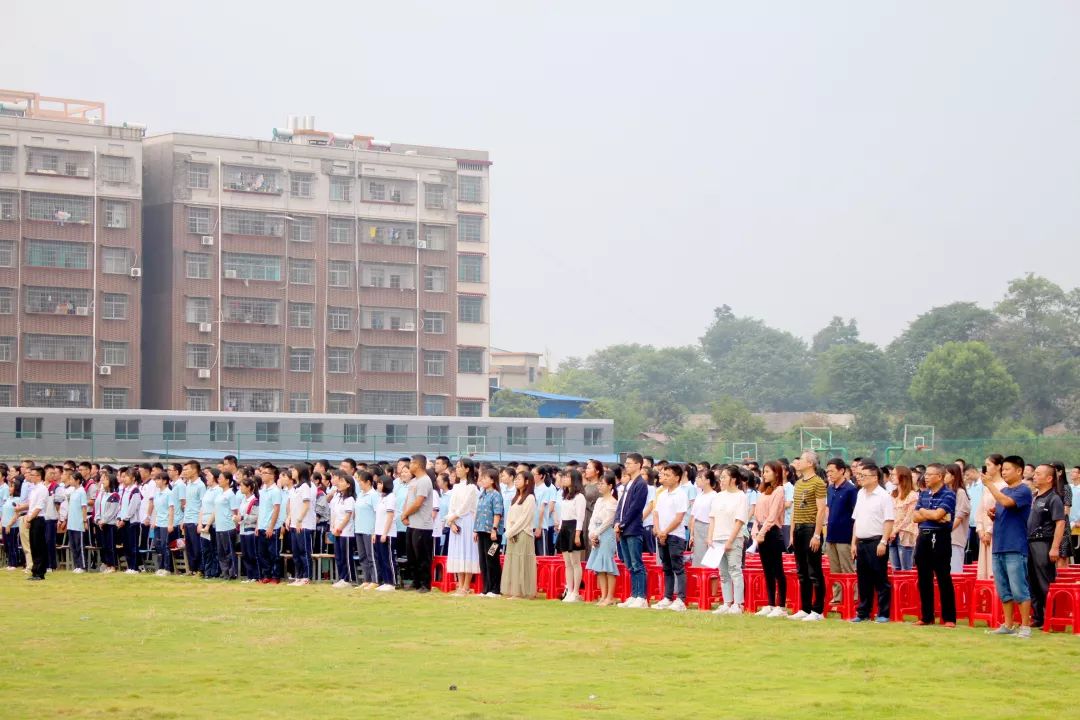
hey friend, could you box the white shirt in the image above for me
[655,487,689,533]
[329,495,355,537]
[27,482,49,517]
[691,490,715,524]
[852,485,896,539]
[709,490,748,543]
[558,494,586,526]
[375,493,397,538]
[44,483,62,520]
[290,483,317,530]
[139,481,157,523]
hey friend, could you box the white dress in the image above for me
[446,482,480,574]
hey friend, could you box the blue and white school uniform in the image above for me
[256,485,282,580]
[66,486,88,570]
[237,493,260,580]
[2,492,22,568]
[354,489,378,583]
[95,487,120,568]
[373,493,397,586]
[153,486,176,571]
[290,483,316,581]
[181,479,205,574]
[329,495,356,583]
[214,488,239,579]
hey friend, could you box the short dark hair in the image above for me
[222,455,238,465]
[183,460,201,472]
[341,458,357,471]
[827,457,847,471]
[664,464,684,479]
[435,455,451,467]
[626,453,644,465]
[377,474,395,495]
[1003,455,1025,471]
[643,456,655,465]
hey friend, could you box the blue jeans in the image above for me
[889,539,914,571]
[993,552,1030,603]
[618,534,646,598]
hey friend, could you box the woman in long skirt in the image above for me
[446,458,480,595]
[585,471,619,606]
[501,470,537,599]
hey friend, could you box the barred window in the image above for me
[24,334,91,361]
[288,302,313,328]
[361,347,415,373]
[186,391,210,412]
[458,295,483,323]
[101,341,128,366]
[423,396,447,416]
[327,307,352,331]
[361,264,414,289]
[0,146,14,173]
[187,207,211,234]
[290,173,314,198]
[289,216,314,242]
[223,297,280,325]
[458,176,483,202]
[458,214,483,243]
[329,176,352,202]
[188,163,210,189]
[185,297,211,324]
[289,347,314,372]
[185,344,212,369]
[0,192,15,221]
[424,184,446,209]
[223,388,281,413]
[289,258,313,285]
[0,386,15,407]
[368,182,385,201]
[27,148,91,177]
[104,201,129,229]
[0,289,12,315]
[385,424,407,444]
[223,165,283,194]
[24,287,91,314]
[0,337,13,362]
[300,422,323,443]
[360,391,416,415]
[423,267,447,292]
[329,218,355,244]
[361,308,415,331]
[427,424,449,444]
[326,347,353,374]
[100,156,132,183]
[222,253,281,281]
[102,388,128,410]
[423,225,448,250]
[223,209,284,236]
[289,393,311,413]
[23,383,90,408]
[424,351,446,377]
[222,342,281,369]
[457,401,483,417]
[459,349,484,374]
[102,293,128,320]
[210,421,235,442]
[27,193,91,223]
[328,261,352,288]
[458,255,484,283]
[422,311,446,334]
[103,247,132,274]
[329,395,353,415]
[184,252,210,279]
[343,422,366,442]
[363,222,414,246]
[25,240,89,269]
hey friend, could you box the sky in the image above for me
[6,0,1080,364]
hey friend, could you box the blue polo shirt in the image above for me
[992,483,1032,555]
[967,481,983,527]
[915,486,956,531]
[825,481,858,544]
[257,485,281,531]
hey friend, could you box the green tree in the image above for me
[709,396,769,442]
[811,316,860,354]
[813,342,894,411]
[580,397,648,443]
[909,341,1020,437]
[886,302,997,389]
[489,389,540,418]
[666,425,710,461]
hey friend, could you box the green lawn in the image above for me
[2,572,1076,719]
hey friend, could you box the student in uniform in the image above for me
[446,459,480,595]
[62,470,88,573]
[94,472,120,573]
[116,469,142,573]
[25,467,50,581]
[373,475,397,591]
[690,470,717,566]
[197,469,221,578]
[256,464,283,584]
[235,477,260,582]
[212,471,239,580]
[555,469,585,602]
[43,466,62,571]
[330,472,356,588]
[354,471,379,589]
[148,471,176,575]
[3,477,23,570]
[288,464,317,586]
[179,461,205,576]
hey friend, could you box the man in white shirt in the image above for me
[25,467,49,581]
[652,465,689,612]
[850,461,895,623]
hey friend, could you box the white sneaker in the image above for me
[72,568,85,574]
[562,592,580,603]
[484,592,500,598]
[669,598,687,612]
[728,605,743,616]
[617,597,634,608]
[155,569,169,577]
[755,605,774,616]
[788,610,809,620]
[768,606,788,618]
[124,569,139,575]
[712,603,732,615]
[332,580,350,588]
[802,611,824,622]
[376,583,395,592]
[630,596,649,609]
[241,579,256,583]
[652,598,673,610]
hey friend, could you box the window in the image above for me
[327,394,352,414]
[185,297,211,324]
[27,149,90,177]
[546,427,566,447]
[507,427,528,447]
[27,193,91,223]
[222,342,281,369]
[288,302,313,328]
[425,184,446,209]
[327,347,353,374]
[423,225,448,250]
[0,192,15,221]
[66,418,93,440]
[100,156,131,183]
[466,425,488,443]
[327,307,351,331]
[0,337,12,362]
[103,201,129,229]
[328,218,354,244]
[185,344,212,369]
[459,176,483,202]
[328,261,352,287]
[458,214,483,243]
[300,422,323,443]
[362,264,415,289]
[224,388,281,413]
[0,146,14,173]
[223,165,283,194]
[185,252,210,279]
[289,259,313,285]
[0,242,11,269]
[459,296,483,323]
[289,216,314,242]
[368,182,386,201]
[222,253,282,281]
[102,293,128,320]
[24,287,90,314]
[361,391,416,415]
[424,351,446,377]
[423,396,446,416]
[101,341,128,366]
[364,223,415,246]
[329,176,352,202]
[186,391,210,412]
[290,172,313,197]
[188,163,210,189]
[25,240,89,269]
[210,421,235,443]
[289,393,311,414]
[16,417,43,439]
[24,334,91,361]
[385,424,407,444]
[344,422,366,443]
[361,347,415,373]
[223,297,280,325]
[423,267,447,292]
[584,428,603,447]
[423,311,446,335]
[289,347,314,372]
[427,424,449,444]
[163,420,187,441]
[115,419,139,441]
[458,255,483,283]
[103,247,132,274]
[459,349,484,374]
[223,210,284,237]
[103,388,128,411]
[187,207,212,234]
[0,386,12,407]
[255,422,280,443]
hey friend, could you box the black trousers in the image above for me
[965,526,979,565]
[476,531,502,595]
[29,516,47,579]
[914,527,955,623]
[406,527,433,589]
[1027,540,1055,627]
[855,537,891,619]
[793,524,825,614]
[759,526,786,607]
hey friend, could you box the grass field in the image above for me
[2,572,1076,719]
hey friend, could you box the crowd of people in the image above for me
[3,451,1078,636]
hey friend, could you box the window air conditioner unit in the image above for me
[417,240,428,249]
[99,365,112,376]
[224,269,238,279]
[129,267,142,278]
[400,322,415,331]
[198,322,212,333]
[197,368,211,379]
[75,306,90,316]
[201,235,214,246]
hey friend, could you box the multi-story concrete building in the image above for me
[0,90,144,411]
[489,349,546,391]
[142,118,491,417]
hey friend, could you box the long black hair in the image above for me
[457,457,478,486]
[562,469,584,500]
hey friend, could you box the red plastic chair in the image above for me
[430,555,453,592]
[646,564,666,602]
[742,567,767,612]
[1043,581,1080,634]
[889,570,920,621]
[969,578,1002,628]
[783,567,802,613]
[536,557,565,599]
[615,562,631,601]
[684,566,718,611]
[581,570,600,602]
[825,573,859,619]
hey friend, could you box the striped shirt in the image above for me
[792,475,826,525]
[915,486,956,531]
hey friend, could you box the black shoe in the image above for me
[27,576,43,582]
[416,587,431,594]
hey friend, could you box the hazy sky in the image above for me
[6,1,1079,363]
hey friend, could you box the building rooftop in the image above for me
[510,389,592,404]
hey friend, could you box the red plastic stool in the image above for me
[536,557,565,599]
[646,564,666,602]
[969,579,1002,628]
[1044,581,1080,634]
[430,555,452,592]
[581,570,600,602]
[743,568,766,612]
[784,567,802,613]
[826,573,859,619]
[889,570,920,621]
[685,566,718,611]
